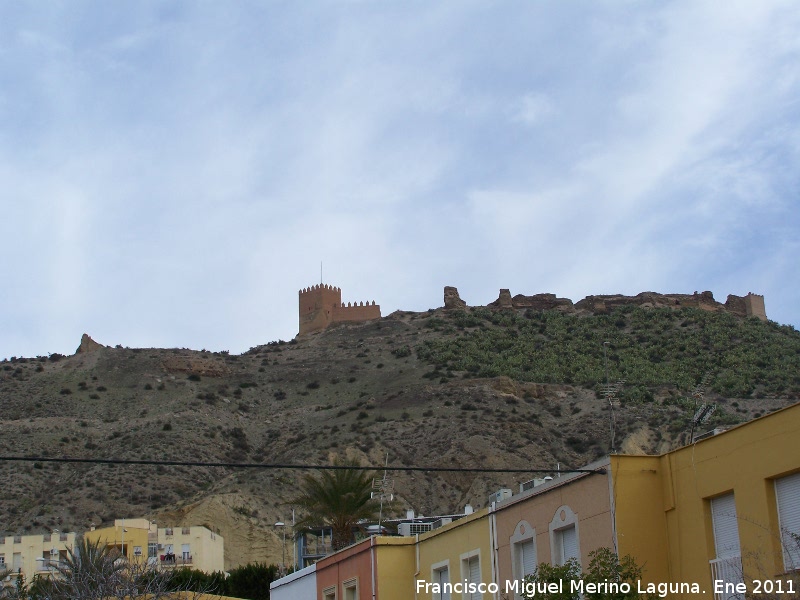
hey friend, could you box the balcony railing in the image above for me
[159,554,192,566]
[710,555,745,600]
[36,559,61,572]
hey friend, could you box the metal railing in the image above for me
[159,555,193,566]
[710,555,744,600]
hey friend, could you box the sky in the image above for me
[2,1,799,359]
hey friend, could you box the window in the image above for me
[555,526,578,565]
[461,551,482,600]
[13,553,22,570]
[510,520,537,588]
[0,554,5,567]
[148,543,158,558]
[342,577,358,600]
[432,560,451,600]
[164,528,173,536]
[322,585,337,600]
[549,506,580,566]
[182,528,191,535]
[710,493,744,600]
[181,544,190,560]
[776,472,800,572]
[519,539,537,577]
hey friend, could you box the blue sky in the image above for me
[2,1,799,359]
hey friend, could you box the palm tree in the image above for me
[289,463,385,551]
[51,536,125,599]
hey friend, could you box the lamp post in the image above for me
[292,508,297,571]
[274,521,286,574]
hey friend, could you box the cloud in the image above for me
[1,1,799,358]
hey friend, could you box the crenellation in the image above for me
[298,283,381,335]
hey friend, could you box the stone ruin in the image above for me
[443,287,767,321]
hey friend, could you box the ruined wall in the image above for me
[725,292,767,321]
[298,284,381,335]
[488,290,574,311]
[450,287,767,320]
[574,291,721,313]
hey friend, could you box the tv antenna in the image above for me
[602,341,625,453]
[371,452,394,530]
[689,373,715,442]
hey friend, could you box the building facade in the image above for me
[270,563,317,600]
[84,519,224,574]
[0,530,76,581]
[271,402,800,599]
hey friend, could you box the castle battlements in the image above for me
[298,283,381,335]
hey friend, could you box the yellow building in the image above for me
[273,402,800,599]
[612,402,800,598]
[415,508,494,600]
[84,518,224,574]
[0,530,76,581]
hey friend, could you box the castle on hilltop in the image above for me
[298,284,381,335]
[298,285,767,336]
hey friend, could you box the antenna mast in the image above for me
[689,373,715,442]
[372,452,394,531]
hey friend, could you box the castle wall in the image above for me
[298,284,380,335]
[332,301,381,323]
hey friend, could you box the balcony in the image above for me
[35,559,61,573]
[710,555,744,600]
[159,554,192,567]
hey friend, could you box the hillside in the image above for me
[1,298,799,569]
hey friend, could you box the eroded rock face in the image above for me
[76,334,104,354]
[444,286,467,310]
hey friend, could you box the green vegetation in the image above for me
[524,548,656,599]
[417,307,800,399]
[288,462,384,550]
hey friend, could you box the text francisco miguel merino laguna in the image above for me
[416,578,704,598]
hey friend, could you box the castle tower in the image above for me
[744,293,767,321]
[298,284,381,335]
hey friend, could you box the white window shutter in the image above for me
[521,539,537,577]
[776,473,800,571]
[468,556,481,600]
[437,567,451,600]
[711,493,741,558]
[561,526,579,563]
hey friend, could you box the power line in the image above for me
[0,455,606,475]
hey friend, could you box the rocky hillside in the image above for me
[1,295,798,569]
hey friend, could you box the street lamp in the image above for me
[274,521,286,574]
